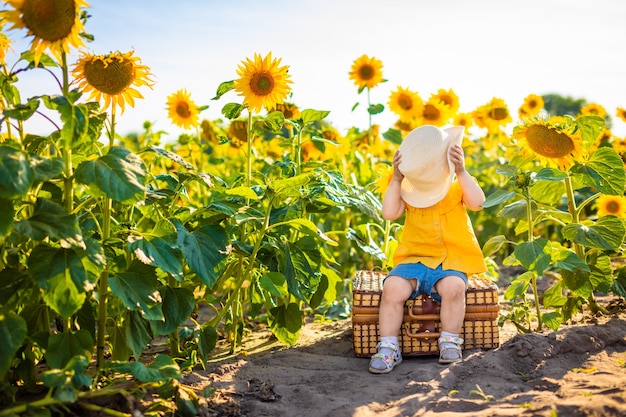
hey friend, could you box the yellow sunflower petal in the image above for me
[166,89,200,130]
[233,52,293,114]
[388,86,423,122]
[3,0,90,66]
[71,50,154,113]
[349,54,384,91]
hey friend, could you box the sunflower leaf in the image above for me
[221,102,244,119]
[571,147,625,195]
[561,216,625,250]
[212,80,234,100]
[575,115,605,149]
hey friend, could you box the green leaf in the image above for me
[174,220,230,288]
[571,147,625,195]
[28,245,94,319]
[482,190,517,208]
[576,115,605,149]
[273,218,338,246]
[2,97,39,121]
[534,168,568,181]
[128,233,183,280]
[264,111,285,132]
[540,311,563,332]
[108,354,181,382]
[109,270,163,321]
[504,271,532,300]
[530,180,565,205]
[481,235,511,257]
[588,251,613,293]
[30,155,65,182]
[46,330,93,369]
[124,310,153,360]
[514,238,551,275]
[367,103,384,115]
[301,108,330,124]
[150,286,195,336]
[382,128,403,145]
[281,239,321,302]
[15,198,85,249]
[561,268,593,298]
[498,199,531,219]
[259,272,289,298]
[194,325,218,368]
[40,356,91,403]
[0,145,34,199]
[150,146,196,170]
[0,198,14,237]
[269,302,302,346]
[212,80,234,100]
[553,248,589,273]
[109,323,132,361]
[542,281,567,308]
[221,102,244,119]
[562,216,625,250]
[225,185,259,200]
[74,146,147,203]
[0,312,27,379]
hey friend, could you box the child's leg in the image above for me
[369,276,415,374]
[434,275,466,363]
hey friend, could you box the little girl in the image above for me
[369,125,487,374]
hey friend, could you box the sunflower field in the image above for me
[1,1,625,416]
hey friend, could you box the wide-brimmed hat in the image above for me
[398,125,464,208]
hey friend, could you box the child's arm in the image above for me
[382,151,406,220]
[449,145,485,211]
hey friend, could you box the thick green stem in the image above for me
[246,111,253,187]
[96,197,112,369]
[524,188,542,331]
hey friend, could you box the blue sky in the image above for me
[4,0,626,139]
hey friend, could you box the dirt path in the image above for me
[179,302,626,417]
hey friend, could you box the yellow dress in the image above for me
[393,181,487,275]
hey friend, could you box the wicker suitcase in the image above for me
[352,270,500,357]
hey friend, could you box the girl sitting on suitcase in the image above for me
[369,124,487,374]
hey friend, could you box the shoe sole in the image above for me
[369,357,403,374]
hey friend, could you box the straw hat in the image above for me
[398,125,464,208]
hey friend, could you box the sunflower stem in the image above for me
[523,186,542,331]
[246,111,253,187]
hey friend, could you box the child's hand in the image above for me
[449,145,466,174]
[392,150,404,181]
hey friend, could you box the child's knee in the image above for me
[436,276,466,299]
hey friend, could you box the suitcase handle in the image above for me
[404,325,440,342]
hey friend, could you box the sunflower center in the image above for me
[22,0,77,42]
[176,101,191,118]
[423,104,440,121]
[489,108,509,121]
[83,57,134,94]
[398,94,413,110]
[605,201,620,214]
[526,125,575,158]
[250,72,274,96]
[359,64,374,81]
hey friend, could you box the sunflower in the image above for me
[512,116,583,170]
[166,89,199,130]
[596,195,626,218]
[349,54,384,91]
[375,164,394,195]
[233,52,292,114]
[268,102,300,120]
[72,50,154,113]
[0,27,12,67]
[394,118,418,134]
[616,107,626,123]
[420,96,450,127]
[2,0,89,66]
[453,112,473,130]
[580,103,607,118]
[388,86,422,122]
[228,119,248,143]
[519,94,544,118]
[433,88,460,113]
[200,119,219,144]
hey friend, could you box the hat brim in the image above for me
[398,125,463,208]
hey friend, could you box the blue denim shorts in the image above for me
[385,263,468,303]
